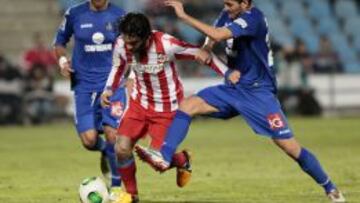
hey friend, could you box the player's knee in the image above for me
[80,131,98,150]
[273,138,301,159]
[115,142,132,161]
[103,126,117,144]
[179,96,206,116]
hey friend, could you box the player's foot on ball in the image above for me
[109,187,133,203]
[134,145,170,172]
[176,150,192,188]
[100,152,111,185]
[327,189,346,203]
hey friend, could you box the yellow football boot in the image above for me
[109,187,132,203]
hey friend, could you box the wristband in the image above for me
[58,56,68,69]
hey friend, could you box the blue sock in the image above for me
[88,136,107,152]
[105,142,121,187]
[297,148,336,193]
[160,110,192,163]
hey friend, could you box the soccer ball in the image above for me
[79,177,109,203]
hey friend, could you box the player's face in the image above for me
[124,35,146,53]
[223,0,248,19]
[91,0,108,10]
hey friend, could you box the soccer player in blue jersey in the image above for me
[53,0,128,198]
[135,0,346,202]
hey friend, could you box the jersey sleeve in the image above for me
[162,33,199,61]
[226,14,258,38]
[213,10,228,28]
[206,53,229,76]
[53,8,74,47]
[105,38,128,91]
[162,34,228,76]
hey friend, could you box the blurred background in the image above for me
[0,0,360,125]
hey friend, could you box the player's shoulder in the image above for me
[154,31,185,44]
[234,7,264,26]
[241,7,264,20]
[108,3,126,16]
[66,1,89,17]
[154,31,170,40]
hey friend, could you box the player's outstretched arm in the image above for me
[165,0,232,42]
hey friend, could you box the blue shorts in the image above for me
[197,84,293,139]
[102,88,128,129]
[74,91,103,134]
[73,88,127,134]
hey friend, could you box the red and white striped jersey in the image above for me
[105,31,228,112]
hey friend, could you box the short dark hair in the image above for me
[235,0,252,4]
[119,13,151,39]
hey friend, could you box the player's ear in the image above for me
[240,0,251,7]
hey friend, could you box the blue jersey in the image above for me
[214,7,277,90]
[54,1,126,92]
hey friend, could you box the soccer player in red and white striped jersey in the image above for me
[101,13,237,202]
[105,27,228,114]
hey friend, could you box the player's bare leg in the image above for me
[180,96,220,117]
[273,138,346,203]
[114,135,138,203]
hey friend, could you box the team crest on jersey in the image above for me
[267,113,285,130]
[157,54,168,63]
[111,101,124,117]
[105,22,114,31]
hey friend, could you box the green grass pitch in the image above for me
[0,117,359,203]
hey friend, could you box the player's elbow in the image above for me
[209,30,231,43]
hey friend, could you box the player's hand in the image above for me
[164,0,187,19]
[101,90,113,108]
[195,49,212,65]
[58,56,74,78]
[226,70,241,85]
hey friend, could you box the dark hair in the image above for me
[235,0,252,4]
[119,13,151,39]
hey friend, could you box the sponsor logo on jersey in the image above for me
[92,32,105,44]
[111,101,124,117]
[80,23,93,29]
[84,32,112,52]
[130,62,165,74]
[267,113,285,130]
[157,54,168,63]
[84,44,112,52]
